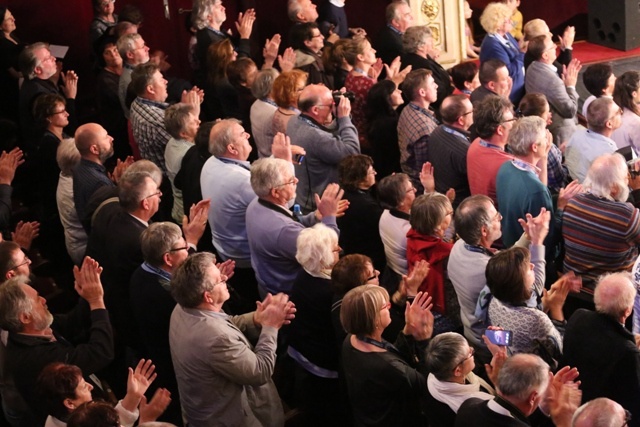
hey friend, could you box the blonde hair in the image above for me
[340,284,389,335]
[480,2,512,34]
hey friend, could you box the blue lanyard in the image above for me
[463,243,494,257]
[478,139,504,150]
[408,103,439,123]
[442,126,469,141]
[262,98,277,107]
[298,114,321,130]
[356,335,399,354]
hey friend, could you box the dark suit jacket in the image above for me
[400,53,453,111]
[470,85,499,105]
[561,309,640,426]
[373,25,403,67]
[455,398,530,427]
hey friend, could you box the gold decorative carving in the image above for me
[421,0,439,22]
[429,24,441,45]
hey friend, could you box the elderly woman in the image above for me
[479,2,525,104]
[340,285,433,427]
[522,18,574,74]
[288,223,344,425]
[272,69,307,135]
[406,193,458,335]
[364,80,403,178]
[401,25,453,110]
[337,155,386,270]
[250,68,279,158]
[89,0,118,43]
[487,247,569,363]
[424,332,496,426]
[518,93,569,193]
[56,139,87,265]
[37,360,168,427]
[612,71,640,153]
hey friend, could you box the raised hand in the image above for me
[73,257,105,309]
[182,199,211,246]
[403,291,434,341]
[277,47,296,73]
[236,8,256,39]
[11,221,40,250]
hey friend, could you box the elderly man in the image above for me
[565,97,621,182]
[245,158,342,295]
[470,59,512,104]
[449,195,547,356]
[572,398,631,427]
[129,222,191,425]
[563,153,640,293]
[18,42,78,144]
[72,123,117,223]
[467,95,515,205]
[201,120,296,311]
[525,34,581,145]
[456,354,572,426]
[169,252,295,427]
[397,69,439,192]
[373,1,414,67]
[0,259,113,421]
[117,33,150,117]
[164,103,200,222]
[288,0,319,23]
[428,94,473,207]
[287,84,359,211]
[562,273,640,426]
[290,22,333,88]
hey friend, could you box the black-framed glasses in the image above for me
[274,178,297,188]
[460,110,473,117]
[500,117,517,125]
[366,270,380,282]
[455,347,475,368]
[144,190,162,199]
[168,246,189,253]
[10,255,30,271]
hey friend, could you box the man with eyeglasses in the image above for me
[466,95,515,205]
[18,42,78,145]
[290,22,334,88]
[525,34,581,146]
[169,252,295,427]
[572,398,632,427]
[428,94,474,208]
[562,273,640,426]
[246,158,344,296]
[565,97,621,182]
[287,83,359,212]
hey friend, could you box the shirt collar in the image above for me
[329,0,345,7]
[511,158,541,175]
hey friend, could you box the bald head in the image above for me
[75,123,104,156]
[298,84,329,112]
[594,272,636,320]
[572,398,626,427]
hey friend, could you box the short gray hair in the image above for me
[251,68,279,99]
[507,116,546,156]
[250,158,290,198]
[386,1,408,24]
[0,276,32,332]
[19,42,48,79]
[287,0,304,22]
[586,97,615,132]
[295,224,338,273]
[402,25,432,54]
[497,353,549,402]
[455,195,494,245]
[425,332,468,381]
[165,103,195,140]
[56,138,81,176]
[171,252,217,308]
[117,33,142,60]
[583,153,627,200]
[594,272,636,319]
[118,160,162,213]
[191,0,213,30]
[410,193,451,235]
[141,222,183,267]
[208,118,242,157]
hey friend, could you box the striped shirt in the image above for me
[562,192,640,293]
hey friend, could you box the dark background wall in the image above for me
[5,0,588,119]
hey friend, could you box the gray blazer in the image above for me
[525,61,579,145]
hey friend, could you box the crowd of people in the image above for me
[0,0,637,426]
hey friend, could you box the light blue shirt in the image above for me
[565,128,617,182]
[200,156,255,267]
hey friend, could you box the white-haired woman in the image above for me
[287,223,345,425]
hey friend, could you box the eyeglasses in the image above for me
[366,270,380,282]
[500,117,517,125]
[168,246,189,252]
[380,301,391,310]
[274,178,297,188]
[445,210,454,217]
[10,255,30,271]
[455,347,475,367]
[608,108,624,121]
[621,409,632,427]
[144,190,162,199]
[311,33,323,39]
[406,185,417,194]
[460,110,473,117]
[51,109,67,116]
[316,103,335,109]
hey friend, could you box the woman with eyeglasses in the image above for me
[423,332,498,426]
[406,193,460,336]
[337,155,386,272]
[90,0,118,44]
[340,284,434,427]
